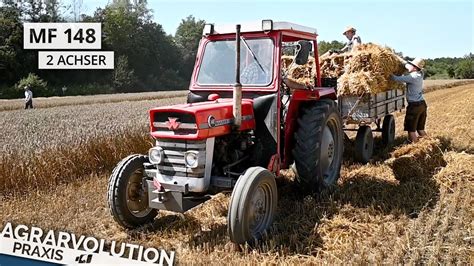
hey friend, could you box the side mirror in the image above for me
[295,40,312,65]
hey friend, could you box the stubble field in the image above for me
[0,80,473,264]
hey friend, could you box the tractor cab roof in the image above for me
[203,20,318,36]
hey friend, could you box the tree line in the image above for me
[1,1,472,99]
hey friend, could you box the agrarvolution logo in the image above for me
[0,222,175,265]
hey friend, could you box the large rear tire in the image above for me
[227,167,277,245]
[292,100,344,193]
[382,114,395,146]
[107,154,158,229]
[354,126,373,163]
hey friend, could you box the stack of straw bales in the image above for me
[320,54,347,78]
[336,43,406,96]
[282,55,316,86]
[281,43,406,96]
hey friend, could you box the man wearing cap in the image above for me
[24,86,33,109]
[340,26,362,53]
[323,26,362,57]
[391,58,427,143]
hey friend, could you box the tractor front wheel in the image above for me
[107,154,158,229]
[293,100,344,193]
[227,167,277,245]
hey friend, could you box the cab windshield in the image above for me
[197,38,274,86]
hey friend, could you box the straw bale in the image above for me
[282,43,405,94]
[282,55,316,85]
[386,138,447,182]
[336,43,405,96]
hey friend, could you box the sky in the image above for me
[81,0,473,59]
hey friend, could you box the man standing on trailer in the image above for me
[391,58,428,143]
[322,26,362,57]
[340,26,362,53]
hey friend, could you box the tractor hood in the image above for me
[149,99,255,140]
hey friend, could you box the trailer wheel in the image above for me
[382,114,395,146]
[293,100,344,193]
[228,167,277,245]
[107,154,158,229]
[355,126,373,163]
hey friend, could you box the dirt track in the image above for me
[1,84,473,264]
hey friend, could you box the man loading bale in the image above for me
[391,58,428,143]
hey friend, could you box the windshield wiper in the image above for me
[240,37,266,74]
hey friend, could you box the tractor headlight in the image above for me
[184,151,199,168]
[149,147,164,164]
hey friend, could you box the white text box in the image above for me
[24,23,101,49]
[38,51,114,69]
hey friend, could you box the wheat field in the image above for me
[0,90,187,111]
[0,81,473,264]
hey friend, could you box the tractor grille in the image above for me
[153,112,197,134]
[156,139,206,178]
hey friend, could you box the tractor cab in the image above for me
[188,20,327,98]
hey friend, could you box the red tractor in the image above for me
[107,20,344,245]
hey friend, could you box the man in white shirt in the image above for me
[24,86,33,109]
[340,26,362,53]
[321,26,362,57]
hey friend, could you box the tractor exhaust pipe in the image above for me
[233,24,242,127]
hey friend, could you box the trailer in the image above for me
[338,88,406,163]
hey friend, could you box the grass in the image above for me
[0,81,473,264]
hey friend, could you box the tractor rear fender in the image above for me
[282,88,337,168]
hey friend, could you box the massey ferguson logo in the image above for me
[166,117,181,130]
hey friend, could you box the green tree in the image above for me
[446,65,455,78]
[454,55,474,79]
[110,0,151,20]
[174,15,205,79]
[113,55,136,92]
[44,0,63,22]
[100,4,184,90]
[424,56,467,79]
[317,40,345,55]
[16,73,49,96]
[0,2,37,85]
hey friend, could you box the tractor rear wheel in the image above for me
[382,114,396,146]
[228,167,277,245]
[107,154,158,229]
[293,100,344,193]
[354,126,374,163]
